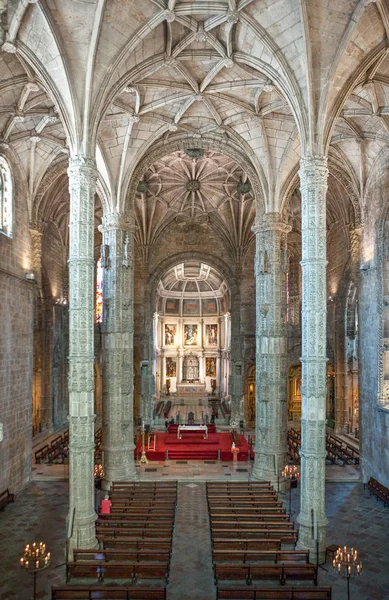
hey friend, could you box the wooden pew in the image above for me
[98,514,174,523]
[209,506,287,515]
[208,501,284,509]
[210,514,290,523]
[35,444,50,463]
[211,529,298,545]
[97,536,172,551]
[208,497,282,505]
[52,585,167,599]
[207,482,273,490]
[0,488,15,511]
[212,549,309,564]
[66,560,170,583]
[212,539,282,551]
[210,521,295,530]
[95,526,173,539]
[364,477,389,507]
[208,492,278,499]
[96,519,174,530]
[214,563,317,585]
[108,508,175,518]
[74,548,171,562]
[216,587,332,599]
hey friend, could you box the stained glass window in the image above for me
[96,258,103,324]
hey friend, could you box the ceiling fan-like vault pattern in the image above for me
[134,149,255,253]
[100,0,297,209]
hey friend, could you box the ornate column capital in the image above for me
[252,212,291,235]
[68,156,98,193]
[299,155,328,189]
[99,213,136,234]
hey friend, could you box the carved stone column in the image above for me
[251,213,290,483]
[296,156,328,562]
[67,156,98,552]
[230,292,244,424]
[99,214,137,487]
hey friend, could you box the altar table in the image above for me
[177,424,208,439]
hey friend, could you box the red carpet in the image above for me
[136,427,253,461]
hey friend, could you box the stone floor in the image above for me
[1,466,387,600]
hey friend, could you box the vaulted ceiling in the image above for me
[1,0,389,260]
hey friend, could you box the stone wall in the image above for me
[0,154,34,494]
[359,160,389,487]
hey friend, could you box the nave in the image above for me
[1,473,388,600]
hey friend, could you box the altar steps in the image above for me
[167,449,219,460]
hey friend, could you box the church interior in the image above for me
[1,1,389,599]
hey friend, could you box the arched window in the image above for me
[0,155,13,237]
[95,258,103,324]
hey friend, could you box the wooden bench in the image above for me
[98,536,172,551]
[364,477,389,507]
[217,587,331,599]
[210,507,287,515]
[95,527,173,539]
[98,514,175,523]
[213,549,309,564]
[207,482,273,490]
[108,509,176,518]
[209,511,290,524]
[0,488,15,511]
[211,529,298,545]
[35,444,50,463]
[210,517,292,526]
[208,492,278,499]
[212,539,282,552]
[214,563,317,585]
[74,548,171,562]
[52,585,166,599]
[66,560,170,583]
[209,499,282,506]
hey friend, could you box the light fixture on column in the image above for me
[282,464,300,514]
[333,546,362,600]
[20,542,51,600]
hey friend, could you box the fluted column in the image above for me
[100,214,137,487]
[251,213,290,483]
[67,156,98,552]
[297,156,328,562]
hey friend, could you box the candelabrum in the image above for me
[140,421,149,464]
[94,463,104,489]
[282,464,300,514]
[333,546,362,600]
[20,542,51,600]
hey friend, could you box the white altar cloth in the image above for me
[177,424,208,439]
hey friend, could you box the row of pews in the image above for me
[35,429,103,464]
[288,428,359,466]
[206,481,332,600]
[364,477,389,507]
[52,481,176,599]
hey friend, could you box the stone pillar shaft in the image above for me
[68,156,98,551]
[251,213,290,482]
[297,155,328,562]
[100,215,137,486]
